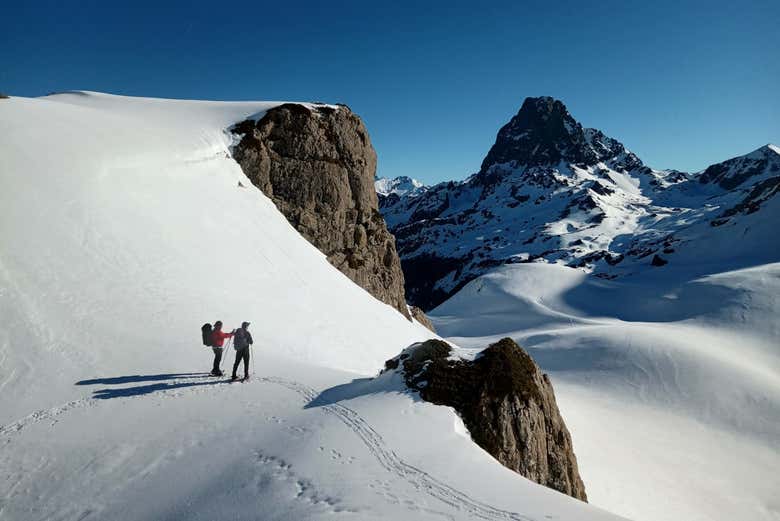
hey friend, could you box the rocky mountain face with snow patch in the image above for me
[384,337,587,501]
[232,104,410,319]
[379,97,780,310]
[408,305,436,332]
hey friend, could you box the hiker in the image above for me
[232,321,253,381]
[210,321,234,376]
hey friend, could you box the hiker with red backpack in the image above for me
[201,321,234,376]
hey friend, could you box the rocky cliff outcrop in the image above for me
[384,338,587,501]
[231,103,410,319]
[409,305,436,333]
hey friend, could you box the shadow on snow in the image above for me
[76,373,209,386]
[75,372,227,399]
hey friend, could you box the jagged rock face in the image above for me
[378,97,780,310]
[232,104,410,319]
[482,97,607,171]
[478,97,643,176]
[385,338,587,501]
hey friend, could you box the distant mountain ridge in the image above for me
[375,175,428,197]
[378,97,780,310]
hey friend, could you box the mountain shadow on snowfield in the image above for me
[231,103,410,319]
[384,338,588,501]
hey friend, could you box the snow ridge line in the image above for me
[259,376,536,521]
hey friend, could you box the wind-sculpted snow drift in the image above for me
[0,92,622,521]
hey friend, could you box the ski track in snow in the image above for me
[0,374,535,521]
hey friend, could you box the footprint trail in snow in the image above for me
[0,373,536,520]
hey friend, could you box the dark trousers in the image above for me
[212,347,223,374]
[233,347,250,378]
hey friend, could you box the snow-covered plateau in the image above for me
[0,93,625,521]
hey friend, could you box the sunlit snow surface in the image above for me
[431,262,780,521]
[0,93,623,521]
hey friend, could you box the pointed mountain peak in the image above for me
[479,97,639,173]
[515,96,574,126]
[755,144,780,157]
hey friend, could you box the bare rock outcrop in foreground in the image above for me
[232,104,409,319]
[385,338,587,501]
[409,305,436,333]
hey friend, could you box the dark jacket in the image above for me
[234,328,253,350]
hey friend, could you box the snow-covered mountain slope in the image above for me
[430,261,780,521]
[379,97,780,310]
[0,93,623,521]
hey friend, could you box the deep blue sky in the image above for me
[2,0,778,183]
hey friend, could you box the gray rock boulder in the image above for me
[232,104,410,319]
[385,338,587,501]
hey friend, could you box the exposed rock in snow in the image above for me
[232,103,410,319]
[651,254,668,266]
[409,305,436,332]
[385,338,587,501]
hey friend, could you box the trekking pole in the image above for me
[220,337,232,373]
[251,344,255,376]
